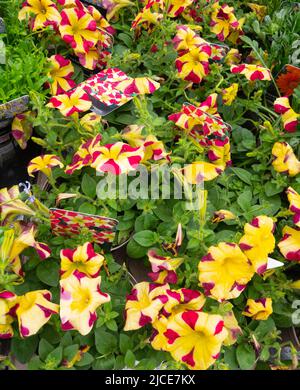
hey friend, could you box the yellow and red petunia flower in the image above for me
[165,0,194,18]
[131,5,163,31]
[11,111,34,150]
[184,161,225,183]
[225,48,241,65]
[287,187,300,227]
[274,97,299,133]
[16,290,59,337]
[124,282,169,331]
[79,112,102,132]
[150,315,169,351]
[207,138,231,167]
[163,311,228,370]
[91,142,144,175]
[271,142,300,176]
[27,154,64,178]
[239,216,276,274]
[59,6,98,53]
[0,291,18,339]
[47,55,76,96]
[0,185,35,222]
[162,288,206,318]
[142,135,170,162]
[18,0,61,31]
[175,45,211,83]
[278,226,300,262]
[243,298,273,320]
[222,83,238,106]
[248,3,267,21]
[172,25,206,52]
[47,87,92,117]
[65,134,102,175]
[60,274,110,335]
[210,2,243,42]
[223,310,242,346]
[101,0,134,21]
[212,209,236,223]
[231,64,271,81]
[121,125,146,147]
[147,249,183,284]
[198,242,255,302]
[60,242,105,279]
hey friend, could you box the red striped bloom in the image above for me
[18,0,61,31]
[60,274,110,335]
[91,142,144,175]
[243,298,273,320]
[47,55,76,95]
[147,249,183,284]
[0,291,18,339]
[287,187,300,227]
[124,282,169,331]
[231,64,271,81]
[271,142,300,177]
[274,97,299,133]
[175,45,211,83]
[163,311,228,370]
[47,87,92,117]
[11,111,34,150]
[278,226,300,262]
[210,2,243,42]
[198,242,254,301]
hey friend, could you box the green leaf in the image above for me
[106,319,118,332]
[237,189,252,211]
[39,339,54,361]
[75,352,94,367]
[119,333,133,354]
[81,174,97,199]
[236,343,256,370]
[63,344,79,362]
[124,350,136,368]
[28,356,42,370]
[46,346,63,366]
[11,336,39,364]
[36,259,60,287]
[118,33,133,47]
[133,230,157,247]
[126,238,148,259]
[95,329,117,355]
[78,202,97,215]
[231,167,253,185]
[254,318,276,339]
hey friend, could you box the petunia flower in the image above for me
[278,226,300,261]
[223,310,242,346]
[150,315,169,351]
[164,311,228,370]
[11,111,34,150]
[79,112,102,132]
[60,242,105,279]
[0,185,35,222]
[175,45,211,83]
[16,290,59,337]
[212,209,236,223]
[239,216,276,274]
[142,135,170,162]
[225,48,241,65]
[0,291,18,339]
[274,97,299,133]
[101,0,134,21]
[131,5,163,31]
[210,2,243,42]
[121,125,146,147]
[60,274,110,335]
[207,138,231,167]
[162,288,206,318]
[46,55,76,96]
[65,134,102,174]
[287,187,300,227]
[116,77,160,95]
[222,83,238,106]
[198,242,255,302]
[28,154,64,178]
[243,298,273,320]
[231,64,271,81]
[147,249,183,284]
[172,25,206,52]
[184,161,225,183]
[18,0,61,31]
[59,6,98,53]
[91,142,144,175]
[165,0,194,18]
[47,88,92,117]
[248,3,267,21]
[271,142,300,176]
[124,282,169,331]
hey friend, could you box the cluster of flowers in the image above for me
[123,217,274,370]
[0,183,111,338]
[19,0,115,71]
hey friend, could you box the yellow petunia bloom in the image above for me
[243,298,273,320]
[223,310,242,346]
[0,291,18,339]
[222,83,239,106]
[27,154,64,178]
[212,209,236,223]
[198,242,255,302]
[287,187,300,227]
[18,0,61,31]
[0,185,35,222]
[239,216,276,274]
[164,311,228,370]
[272,142,300,176]
[278,225,300,262]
